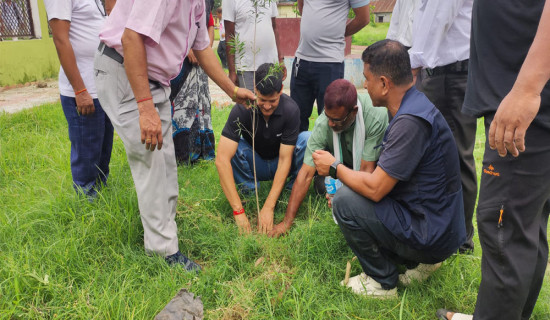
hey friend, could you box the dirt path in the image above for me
[0,77,292,113]
[0,79,60,113]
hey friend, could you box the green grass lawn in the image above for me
[0,104,549,319]
[352,22,390,46]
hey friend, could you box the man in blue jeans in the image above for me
[216,63,310,234]
[45,0,113,199]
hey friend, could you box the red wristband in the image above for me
[233,208,244,216]
[136,97,153,103]
[75,88,87,95]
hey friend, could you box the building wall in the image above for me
[0,0,59,86]
[277,3,299,18]
[376,13,392,23]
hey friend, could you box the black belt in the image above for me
[98,42,123,64]
[98,42,162,87]
[425,59,469,76]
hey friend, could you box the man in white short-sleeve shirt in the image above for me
[44,0,114,199]
[223,0,285,91]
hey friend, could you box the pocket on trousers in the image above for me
[118,76,135,113]
[477,204,506,264]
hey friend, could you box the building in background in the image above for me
[370,0,395,23]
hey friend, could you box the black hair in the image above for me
[361,39,413,86]
[254,63,283,95]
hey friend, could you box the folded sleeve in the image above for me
[43,0,72,21]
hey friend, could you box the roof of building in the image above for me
[369,0,396,13]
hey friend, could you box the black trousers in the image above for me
[418,70,477,251]
[332,186,451,289]
[473,113,550,320]
[217,40,227,69]
[290,58,345,132]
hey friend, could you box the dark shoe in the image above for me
[165,251,202,272]
[458,241,474,255]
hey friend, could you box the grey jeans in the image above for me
[332,185,451,289]
[94,49,179,257]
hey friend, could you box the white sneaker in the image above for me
[340,273,398,299]
[399,263,442,286]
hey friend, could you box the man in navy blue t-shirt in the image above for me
[313,40,466,298]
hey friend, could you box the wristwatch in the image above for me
[329,160,340,179]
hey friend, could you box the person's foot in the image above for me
[399,262,442,286]
[165,251,201,272]
[458,241,474,254]
[436,309,473,320]
[340,273,397,299]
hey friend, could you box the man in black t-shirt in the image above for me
[437,1,550,320]
[216,63,310,234]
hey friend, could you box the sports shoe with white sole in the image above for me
[340,272,397,299]
[399,262,442,286]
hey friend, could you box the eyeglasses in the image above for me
[324,109,353,125]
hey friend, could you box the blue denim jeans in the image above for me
[290,58,345,132]
[60,95,114,197]
[231,131,311,192]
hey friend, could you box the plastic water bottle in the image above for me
[325,177,342,224]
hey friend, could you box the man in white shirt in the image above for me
[223,0,285,91]
[385,0,421,49]
[408,0,476,254]
[44,0,114,199]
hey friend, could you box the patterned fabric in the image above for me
[171,60,215,165]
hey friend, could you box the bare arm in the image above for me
[194,47,256,104]
[224,20,239,86]
[297,0,304,15]
[360,160,376,173]
[488,0,550,157]
[105,0,116,15]
[313,150,397,202]
[49,19,94,116]
[208,25,214,48]
[215,136,252,234]
[268,163,316,237]
[345,4,370,37]
[258,144,295,233]
[121,28,162,151]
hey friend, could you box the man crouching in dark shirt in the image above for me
[216,63,310,234]
[313,40,466,299]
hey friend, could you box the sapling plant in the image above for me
[226,0,286,228]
